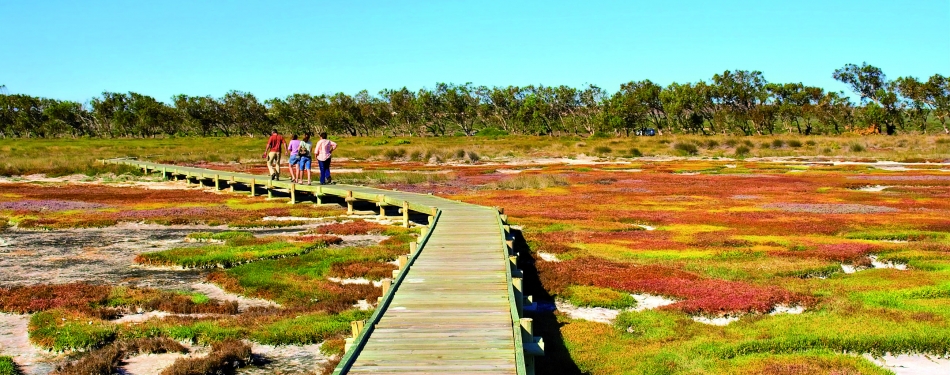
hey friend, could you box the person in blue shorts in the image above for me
[296,134,313,185]
[286,134,301,183]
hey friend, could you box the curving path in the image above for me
[104,159,543,375]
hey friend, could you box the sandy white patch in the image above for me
[537,252,561,262]
[496,169,525,174]
[692,315,741,326]
[263,216,326,222]
[769,304,806,315]
[725,164,737,168]
[190,283,279,311]
[111,311,216,324]
[327,277,383,287]
[0,313,62,374]
[864,353,950,375]
[676,172,700,175]
[244,343,334,374]
[636,224,657,231]
[0,237,10,247]
[857,185,893,192]
[870,255,908,270]
[841,264,862,274]
[338,234,390,244]
[556,301,621,324]
[354,299,374,311]
[121,342,209,375]
[787,169,807,173]
[631,293,678,311]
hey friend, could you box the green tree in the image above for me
[833,63,901,134]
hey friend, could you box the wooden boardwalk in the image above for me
[104,159,542,375]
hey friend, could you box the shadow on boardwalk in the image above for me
[512,228,588,375]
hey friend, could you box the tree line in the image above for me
[1,63,947,138]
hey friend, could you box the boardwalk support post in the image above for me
[250,179,256,196]
[229,176,235,192]
[315,186,323,205]
[267,181,273,199]
[409,242,418,255]
[402,201,409,228]
[376,195,387,220]
[290,184,297,204]
[161,167,167,181]
[214,175,221,190]
[346,191,355,215]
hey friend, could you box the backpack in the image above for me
[297,142,310,157]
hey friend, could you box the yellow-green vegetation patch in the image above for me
[720,351,893,375]
[29,309,116,351]
[250,310,371,345]
[0,356,20,375]
[137,234,338,268]
[186,231,254,242]
[844,230,947,242]
[564,285,636,309]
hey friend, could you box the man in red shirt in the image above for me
[262,130,286,180]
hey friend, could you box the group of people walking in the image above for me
[263,130,337,185]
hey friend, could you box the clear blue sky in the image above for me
[2,0,948,103]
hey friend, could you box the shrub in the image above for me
[565,285,635,309]
[454,149,467,159]
[935,138,950,144]
[0,357,21,375]
[759,142,771,149]
[734,145,751,157]
[392,139,410,146]
[806,139,817,146]
[409,150,423,161]
[822,148,833,154]
[369,140,388,146]
[787,139,803,148]
[629,148,643,157]
[743,140,754,147]
[850,143,866,152]
[672,142,698,156]
[593,146,613,154]
[160,339,251,375]
[704,140,720,149]
[771,139,785,148]
[466,150,481,163]
[382,148,406,160]
[476,127,509,137]
[724,139,739,147]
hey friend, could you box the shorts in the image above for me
[297,157,312,170]
[288,155,300,166]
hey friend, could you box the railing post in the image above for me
[521,318,537,375]
[513,276,524,317]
